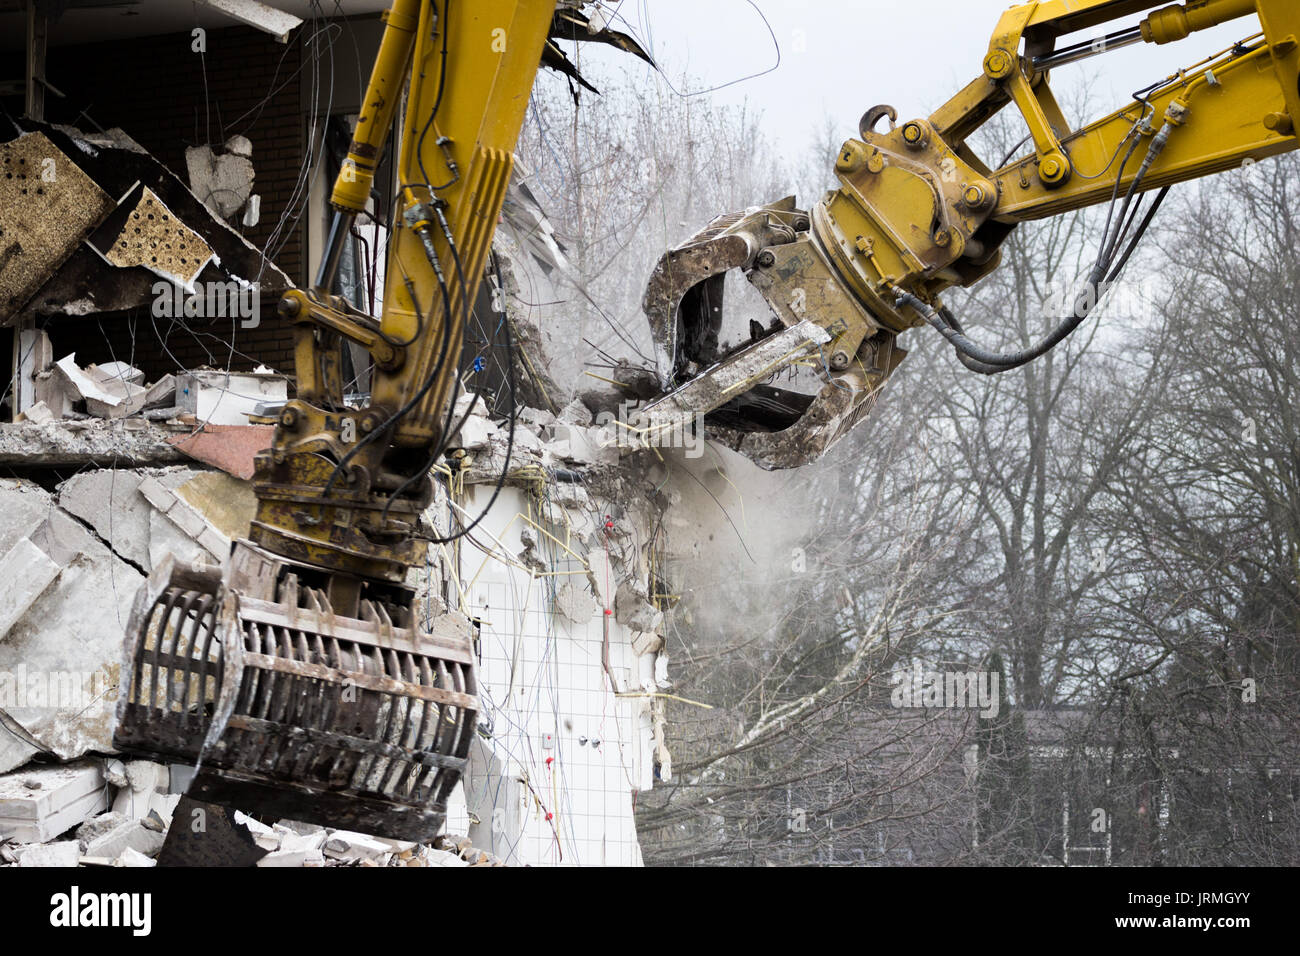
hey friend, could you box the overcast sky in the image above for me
[580,0,1253,159]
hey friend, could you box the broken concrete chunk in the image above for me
[177,370,288,426]
[75,811,129,849]
[455,415,498,450]
[143,374,177,409]
[518,407,556,429]
[85,381,148,419]
[553,423,619,466]
[0,537,64,641]
[631,631,665,656]
[422,847,470,867]
[557,397,594,426]
[615,580,664,633]
[114,846,157,867]
[553,580,599,626]
[93,361,145,386]
[274,818,325,836]
[53,354,121,408]
[0,761,110,843]
[16,840,81,867]
[185,136,255,220]
[110,760,171,821]
[136,474,225,563]
[18,401,55,425]
[323,830,392,863]
[257,846,315,867]
[83,818,166,859]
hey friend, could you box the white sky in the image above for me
[582,0,1254,160]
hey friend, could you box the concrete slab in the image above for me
[0,760,109,843]
[16,840,81,867]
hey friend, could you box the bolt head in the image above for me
[962,183,990,209]
[829,350,851,371]
[756,250,776,268]
[933,228,951,247]
[984,50,1012,77]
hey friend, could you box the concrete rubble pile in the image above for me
[16,333,287,434]
[0,383,677,866]
[0,757,504,868]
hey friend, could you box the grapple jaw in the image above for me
[641,198,906,470]
[113,543,478,842]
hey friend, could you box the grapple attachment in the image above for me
[114,543,477,842]
[641,197,907,469]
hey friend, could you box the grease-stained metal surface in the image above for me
[641,198,907,469]
[114,547,479,842]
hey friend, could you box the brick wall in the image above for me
[34,24,311,379]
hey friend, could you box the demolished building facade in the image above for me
[0,2,686,867]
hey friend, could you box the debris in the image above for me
[454,414,498,451]
[0,537,66,641]
[92,185,215,291]
[194,0,304,43]
[14,122,290,321]
[0,418,187,469]
[552,421,619,466]
[143,374,177,409]
[109,760,172,822]
[82,818,166,859]
[136,474,228,561]
[175,370,288,426]
[0,761,110,843]
[322,830,392,864]
[632,631,664,656]
[0,132,115,322]
[113,846,157,867]
[95,361,145,385]
[0,480,142,770]
[553,580,599,625]
[74,811,129,849]
[16,840,81,867]
[557,397,593,426]
[17,402,55,425]
[185,136,256,221]
[615,580,663,632]
[167,424,273,480]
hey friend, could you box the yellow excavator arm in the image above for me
[113,0,566,841]
[645,0,1300,468]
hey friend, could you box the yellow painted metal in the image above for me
[251,1,558,581]
[810,0,1298,334]
[331,0,421,212]
[373,0,556,448]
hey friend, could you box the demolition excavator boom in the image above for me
[645,0,1300,468]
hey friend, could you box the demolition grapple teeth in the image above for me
[640,198,906,470]
[114,543,477,842]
